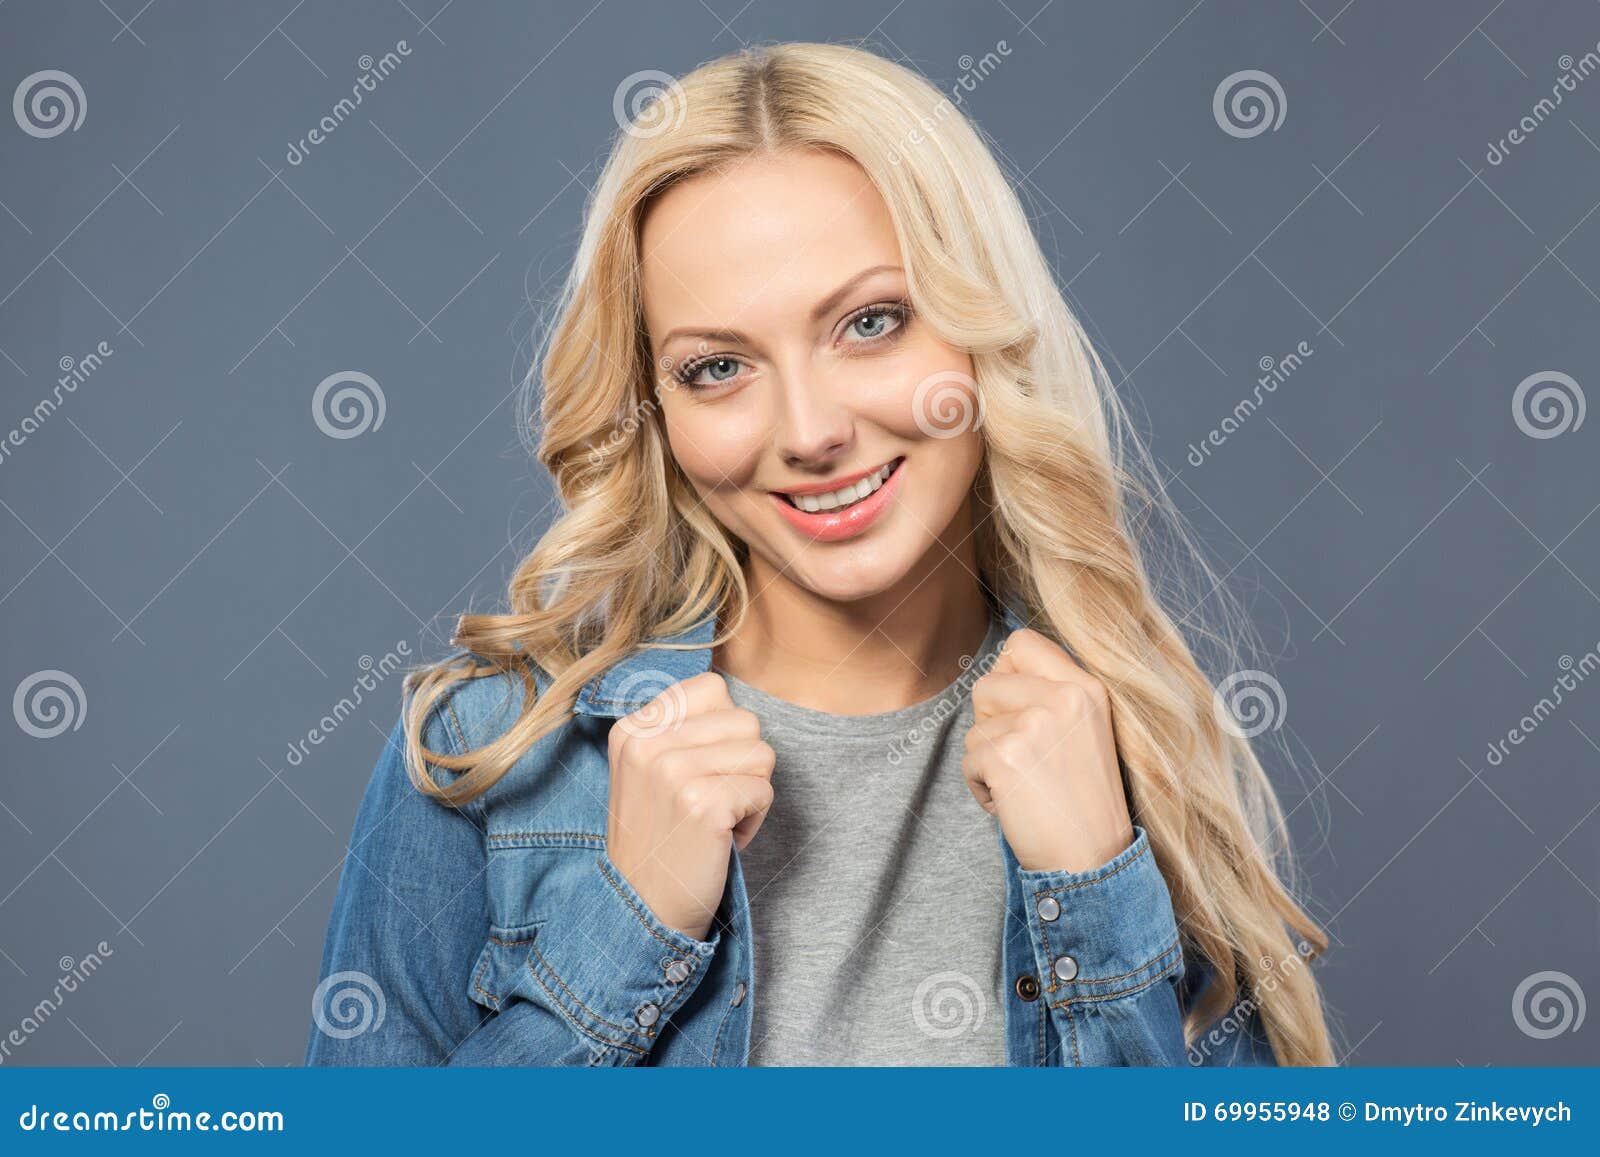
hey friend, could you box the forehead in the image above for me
[638,149,901,338]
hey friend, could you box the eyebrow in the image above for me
[656,263,904,347]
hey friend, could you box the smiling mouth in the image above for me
[776,457,904,513]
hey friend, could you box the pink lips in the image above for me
[770,458,905,543]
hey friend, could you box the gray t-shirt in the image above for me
[716,613,1009,1066]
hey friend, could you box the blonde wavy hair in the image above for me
[405,41,1335,1065]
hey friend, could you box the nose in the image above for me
[772,366,854,471]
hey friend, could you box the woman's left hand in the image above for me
[964,628,1135,873]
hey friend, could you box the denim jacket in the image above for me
[306,600,1278,1067]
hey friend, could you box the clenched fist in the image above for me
[964,628,1134,873]
[605,671,776,941]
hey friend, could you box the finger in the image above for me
[691,774,775,848]
[971,671,1058,720]
[613,671,731,743]
[655,706,761,750]
[960,750,997,814]
[992,628,1089,685]
[670,736,775,779]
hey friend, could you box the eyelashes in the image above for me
[668,300,914,391]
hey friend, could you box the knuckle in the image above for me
[996,732,1034,768]
[751,740,776,774]
[1053,681,1094,716]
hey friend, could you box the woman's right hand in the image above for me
[605,671,775,942]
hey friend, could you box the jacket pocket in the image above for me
[467,920,546,1012]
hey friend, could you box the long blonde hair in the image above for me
[405,41,1335,1065]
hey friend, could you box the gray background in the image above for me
[1,1,1596,1066]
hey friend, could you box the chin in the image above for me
[766,528,933,604]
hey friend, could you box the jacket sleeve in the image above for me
[306,690,722,1066]
[304,701,493,1065]
[1014,824,1281,1066]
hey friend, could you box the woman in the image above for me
[306,41,1335,1067]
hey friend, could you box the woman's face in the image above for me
[638,149,985,604]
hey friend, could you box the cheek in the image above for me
[662,403,765,493]
[864,356,983,446]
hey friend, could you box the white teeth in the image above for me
[787,461,896,513]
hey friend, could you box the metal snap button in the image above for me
[1053,954,1079,982]
[1036,895,1061,921]
[731,980,747,1007]
[1014,973,1041,1002]
[635,1001,660,1028]
[663,958,691,984]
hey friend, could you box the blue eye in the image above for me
[843,304,909,343]
[675,356,744,389]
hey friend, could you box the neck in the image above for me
[713,520,993,716]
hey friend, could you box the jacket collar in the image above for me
[573,595,1030,718]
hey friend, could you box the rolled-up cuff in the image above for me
[1015,825,1184,1005]
[521,849,720,1060]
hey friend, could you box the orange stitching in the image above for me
[1036,991,1045,1067]
[1033,840,1151,898]
[526,945,654,1040]
[1069,935,1183,986]
[472,951,499,1009]
[596,855,704,957]
[488,831,604,842]
[445,697,470,754]
[520,961,646,1057]
[487,933,538,947]
[1066,1003,1081,1066]
[1047,954,1183,1010]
